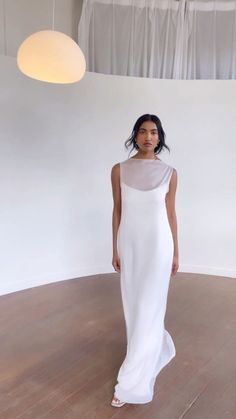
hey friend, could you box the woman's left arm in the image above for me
[165,168,179,275]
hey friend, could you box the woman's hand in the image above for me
[112,253,121,273]
[171,255,179,276]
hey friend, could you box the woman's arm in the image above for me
[111,164,121,271]
[165,169,179,274]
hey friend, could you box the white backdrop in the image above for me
[0,55,235,295]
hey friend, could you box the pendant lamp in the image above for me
[16,1,86,84]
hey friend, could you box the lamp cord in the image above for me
[2,0,7,55]
[52,0,55,30]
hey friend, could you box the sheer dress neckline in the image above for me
[129,158,162,162]
[120,158,172,191]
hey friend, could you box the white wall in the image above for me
[0,55,236,295]
[0,0,83,56]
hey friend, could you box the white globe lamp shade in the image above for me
[17,30,86,84]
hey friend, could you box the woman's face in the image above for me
[135,121,159,151]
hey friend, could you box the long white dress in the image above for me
[114,157,176,404]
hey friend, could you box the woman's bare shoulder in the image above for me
[111,162,120,170]
[111,162,120,176]
[111,163,121,184]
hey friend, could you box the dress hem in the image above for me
[114,350,176,404]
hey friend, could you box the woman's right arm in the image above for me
[111,163,121,272]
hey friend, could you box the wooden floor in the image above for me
[0,272,236,419]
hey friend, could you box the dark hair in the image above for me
[124,114,170,157]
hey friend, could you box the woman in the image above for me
[110,114,179,407]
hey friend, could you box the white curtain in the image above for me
[78,0,236,79]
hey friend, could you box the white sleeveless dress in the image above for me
[114,157,176,404]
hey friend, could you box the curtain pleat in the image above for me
[78,0,236,79]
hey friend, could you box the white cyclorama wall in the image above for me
[0,55,235,296]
